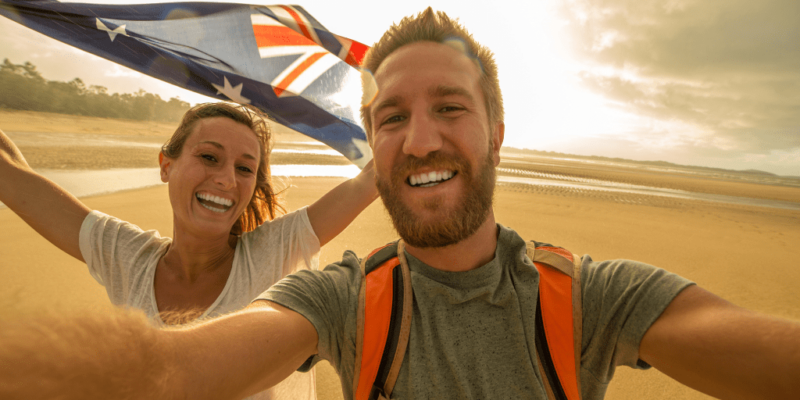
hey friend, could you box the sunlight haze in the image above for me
[1,0,797,176]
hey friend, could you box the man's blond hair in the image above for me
[360,7,504,138]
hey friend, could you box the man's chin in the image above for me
[386,197,489,248]
[378,148,496,250]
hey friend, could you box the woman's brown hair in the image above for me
[161,102,284,235]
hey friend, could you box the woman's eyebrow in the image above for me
[198,140,257,161]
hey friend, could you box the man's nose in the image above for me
[402,113,443,158]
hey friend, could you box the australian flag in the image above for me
[0,1,372,167]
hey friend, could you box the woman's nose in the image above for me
[214,164,236,189]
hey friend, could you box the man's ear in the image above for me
[492,121,505,166]
[159,152,171,183]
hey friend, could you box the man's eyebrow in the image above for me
[198,140,257,161]
[371,96,402,119]
[430,85,474,102]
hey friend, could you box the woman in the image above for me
[0,102,377,399]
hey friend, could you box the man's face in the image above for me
[369,41,503,248]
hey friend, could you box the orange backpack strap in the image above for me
[527,241,583,400]
[353,240,413,400]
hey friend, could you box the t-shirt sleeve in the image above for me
[78,210,168,305]
[579,256,694,386]
[254,250,361,376]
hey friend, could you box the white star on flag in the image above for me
[212,77,251,104]
[96,18,127,42]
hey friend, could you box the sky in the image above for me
[0,0,798,176]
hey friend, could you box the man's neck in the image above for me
[403,212,499,272]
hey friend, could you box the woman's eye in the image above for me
[237,166,253,173]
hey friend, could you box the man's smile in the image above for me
[407,169,457,187]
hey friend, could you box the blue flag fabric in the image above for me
[0,0,372,167]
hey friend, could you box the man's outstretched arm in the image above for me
[640,285,800,399]
[0,301,317,400]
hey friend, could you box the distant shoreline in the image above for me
[5,109,797,179]
[4,109,799,207]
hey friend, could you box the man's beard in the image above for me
[377,148,496,248]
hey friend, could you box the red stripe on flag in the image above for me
[253,25,314,47]
[279,5,314,43]
[273,52,327,97]
[345,40,369,67]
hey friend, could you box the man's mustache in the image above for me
[391,152,470,181]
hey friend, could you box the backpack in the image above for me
[352,240,584,400]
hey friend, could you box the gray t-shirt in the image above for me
[259,224,693,399]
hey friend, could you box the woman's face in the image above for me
[160,117,261,237]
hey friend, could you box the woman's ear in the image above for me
[159,152,171,183]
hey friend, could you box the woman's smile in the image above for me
[196,192,234,213]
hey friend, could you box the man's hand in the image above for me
[640,285,800,399]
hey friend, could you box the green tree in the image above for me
[0,59,190,121]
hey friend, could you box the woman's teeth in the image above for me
[196,193,233,213]
[408,170,455,187]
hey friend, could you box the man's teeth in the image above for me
[196,193,233,213]
[408,170,454,187]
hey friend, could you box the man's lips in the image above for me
[407,169,457,187]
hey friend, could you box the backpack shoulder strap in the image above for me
[527,241,583,400]
[353,240,413,400]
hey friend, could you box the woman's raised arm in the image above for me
[0,128,90,261]
[306,159,378,246]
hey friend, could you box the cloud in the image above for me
[559,0,800,158]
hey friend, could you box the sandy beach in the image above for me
[2,111,799,399]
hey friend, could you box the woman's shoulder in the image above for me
[81,210,171,250]
[241,206,312,239]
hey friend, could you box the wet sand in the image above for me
[1,111,799,399]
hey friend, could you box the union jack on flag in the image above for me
[0,1,372,166]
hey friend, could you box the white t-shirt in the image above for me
[79,207,320,400]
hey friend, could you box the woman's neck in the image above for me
[162,227,237,282]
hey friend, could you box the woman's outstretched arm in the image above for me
[306,159,378,246]
[0,128,90,261]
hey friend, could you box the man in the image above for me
[1,8,799,400]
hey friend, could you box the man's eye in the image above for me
[201,154,217,162]
[440,105,463,113]
[381,115,405,126]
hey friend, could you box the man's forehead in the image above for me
[375,41,480,79]
[370,42,482,106]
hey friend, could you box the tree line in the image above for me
[0,59,190,122]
